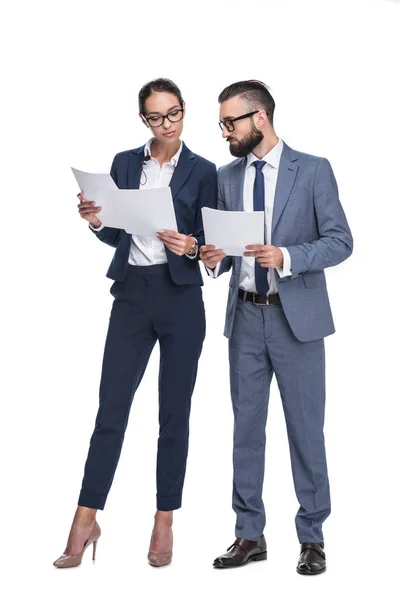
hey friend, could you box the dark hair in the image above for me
[218,80,275,125]
[138,78,184,114]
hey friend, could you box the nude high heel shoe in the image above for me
[147,548,173,567]
[53,521,101,568]
[147,528,173,567]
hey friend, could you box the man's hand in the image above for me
[77,193,102,228]
[157,230,195,256]
[244,245,283,268]
[200,245,226,269]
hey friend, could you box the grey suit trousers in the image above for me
[229,298,331,543]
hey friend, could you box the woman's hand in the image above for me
[77,192,102,228]
[157,230,196,256]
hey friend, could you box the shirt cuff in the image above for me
[206,262,221,278]
[89,222,105,232]
[276,247,292,277]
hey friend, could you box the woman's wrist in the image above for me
[186,236,198,256]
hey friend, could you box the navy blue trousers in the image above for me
[78,264,205,511]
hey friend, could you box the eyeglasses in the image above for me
[219,110,264,132]
[144,108,184,128]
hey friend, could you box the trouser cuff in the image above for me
[156,493,182,511]
[78,488,107,510]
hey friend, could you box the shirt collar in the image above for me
[145,138,183,166]
[246,138,284,169]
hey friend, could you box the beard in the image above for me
[228,123,264,157]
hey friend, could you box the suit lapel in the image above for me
[271,142,299,236]
[127,142,196,194]
[169,142,196,199]
[127,146,145,189]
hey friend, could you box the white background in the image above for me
[2,0,400,598]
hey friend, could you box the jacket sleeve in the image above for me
[187,162,218,261]
[89,155,122,248]
[286,158,353,277]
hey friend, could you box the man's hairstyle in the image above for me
[218,80,275,125]
[138,78,184,114]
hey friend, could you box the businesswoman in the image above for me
[53,79,217,568]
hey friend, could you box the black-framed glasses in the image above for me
[219,110,262,132]
[144,108,184,128]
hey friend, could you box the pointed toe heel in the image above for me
[53,521,101,569]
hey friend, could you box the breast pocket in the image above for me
[301,271,326,289]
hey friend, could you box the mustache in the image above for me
[227,136,237,142]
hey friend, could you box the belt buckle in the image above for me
[254,294,269,306]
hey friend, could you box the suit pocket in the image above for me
[301,271,326,289]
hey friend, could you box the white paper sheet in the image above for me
[71,168,178,236]
[201,207,265,256]
[71,167,121,228]
[107,188,178,237]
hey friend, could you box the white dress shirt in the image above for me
[129,138,182,265]
[91,138,194,265]
[210,139,292,293]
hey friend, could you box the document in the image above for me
[71,168,177,236]
[107,188,177,237]
[201,207,265,256]
[71,168,121,228]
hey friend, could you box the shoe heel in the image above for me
[252,551,267,562]
[92,540,98,561]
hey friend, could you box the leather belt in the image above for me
[238,288,281,306]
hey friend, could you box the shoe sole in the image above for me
[296,566,326,575]
[213,551,267,569]
[148,561,172,568]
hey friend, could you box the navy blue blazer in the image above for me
[91,142,217,285]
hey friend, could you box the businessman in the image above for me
[201,81,353,574]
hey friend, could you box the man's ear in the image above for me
[255,109,268,128]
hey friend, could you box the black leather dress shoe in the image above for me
[213,535,267,568]
[297,542,326,575]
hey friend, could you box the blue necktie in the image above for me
[252,160,269,295]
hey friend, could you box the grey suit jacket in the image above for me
[216,142,353,342]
